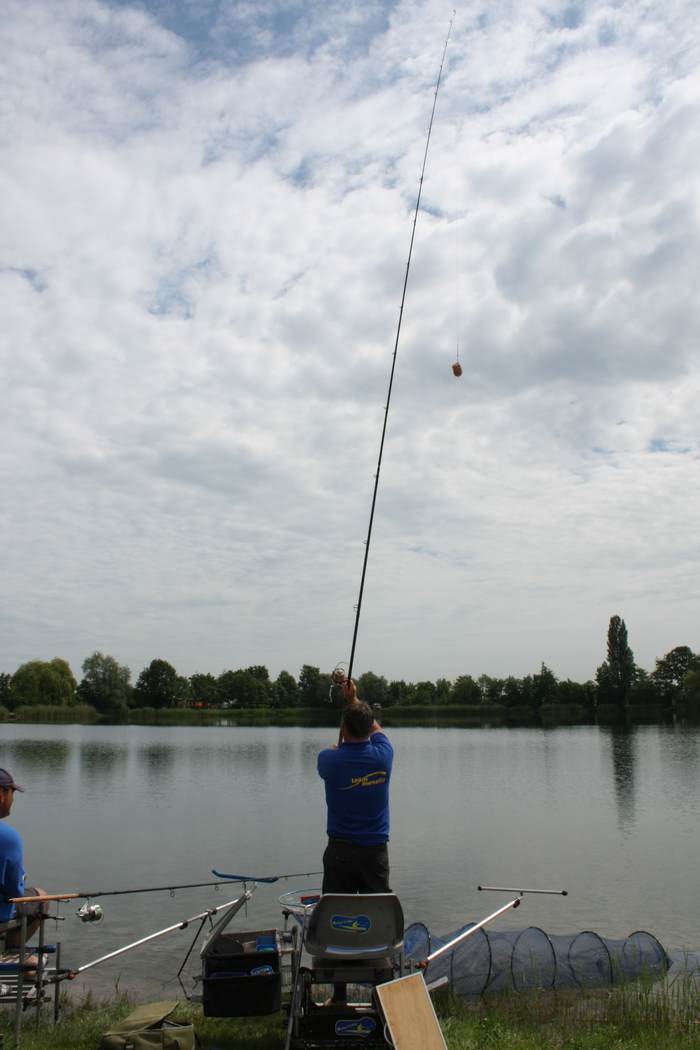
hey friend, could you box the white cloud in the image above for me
[1,0,699,686]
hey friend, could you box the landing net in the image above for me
[405,922,671,994]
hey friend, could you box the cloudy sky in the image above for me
[2,0,699,688]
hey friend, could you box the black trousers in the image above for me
[322,838,391,894]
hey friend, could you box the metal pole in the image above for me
[13,914,27,1050]
[74,893,252,975]
[478,885,568,896]
[422,897,521,966]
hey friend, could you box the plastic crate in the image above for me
[202,929,281,1017]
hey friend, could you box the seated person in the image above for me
[0,768,47,958]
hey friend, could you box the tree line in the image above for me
[1,616,699,720]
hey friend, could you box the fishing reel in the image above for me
[77,901,103,923]
[327,664,347,705]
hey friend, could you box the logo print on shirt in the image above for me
[341,770,387,790]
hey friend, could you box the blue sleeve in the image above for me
[369,733,393,767]
[317,748,331,779]
[0,825,25,921]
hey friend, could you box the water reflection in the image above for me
[137,743,177,785]
[79,742,129,790]
[604,727,637,832]
[0,739,71,775]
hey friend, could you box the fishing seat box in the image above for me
[202,929,281,1017]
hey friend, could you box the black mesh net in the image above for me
[405,922,672,995]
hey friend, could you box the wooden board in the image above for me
[375,972,447,1050]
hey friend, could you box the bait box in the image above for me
[202,929,281,1017]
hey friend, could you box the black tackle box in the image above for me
[202,929,281,1017]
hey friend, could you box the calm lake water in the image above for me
[0,722,698,1000]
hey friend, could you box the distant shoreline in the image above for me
[1,701,678,728]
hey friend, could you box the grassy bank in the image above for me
[3,704,680,728]
[3,981,699,1050]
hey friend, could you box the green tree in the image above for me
[386,680,414,707]
[245,666,272,706]
[627,669,662,709]
[414,680,437,705]
[596,615,636,708]
[435,678,452,705]
[451,675,481,705]
[271,671,299,708]
[0,673,13,710]
[11,658,77,707]
[77,652,132,718]
[677,670,700,719]
[357,672,388,708]
[479,675,505,706]
[554,679,596,711]
[651,646,700,708]
[218,669,267,707]
[298,665,322,707]
[134,659,181,709]
[190,673,220,708]
[532,663,558,708]
[502,676,524,708]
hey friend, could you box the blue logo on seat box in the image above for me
[335,1017,377,1037]
[331,914,371,934]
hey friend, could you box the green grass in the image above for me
[11,704,99,723]
[3,980,699,1050]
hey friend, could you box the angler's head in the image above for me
[0,767,24,818]
[341,701,374,741]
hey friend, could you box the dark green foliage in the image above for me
[532,663,558,708]
[271,670,299,708]
[414,679,437,705]
[11,658,77,707]
[357,671,388,707]
[134,658,181,709]
[677,669,700,718]
[298,664,323,707]
[190,672,220,707]
[218,669,269,708]
[554,679,596,711]
[479,675,505,705]
[0,672,12,709]
[502,676,524,708]
[451,675,481,705]
[78,651,132,718]
[386,679,414,706]
[596,615,636,709]
[651,646,700,707]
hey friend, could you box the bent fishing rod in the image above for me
[340,15,455,719]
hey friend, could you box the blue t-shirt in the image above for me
[317,732,393,846]
[0,822,25,922]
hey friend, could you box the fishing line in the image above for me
[344,13,456,692]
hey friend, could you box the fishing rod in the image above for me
[341,14,455,717]
[11,868,323,908]
[11,879,242,905]
[65,889,255,978]
[212,868,322,883]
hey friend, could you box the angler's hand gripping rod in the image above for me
[344,14,455,694]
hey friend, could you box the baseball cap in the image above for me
[0,768,24,792]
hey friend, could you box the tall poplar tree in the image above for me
[596,614,636,708]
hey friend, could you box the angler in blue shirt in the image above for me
[0,767,47,948]
[317,682,393,895]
